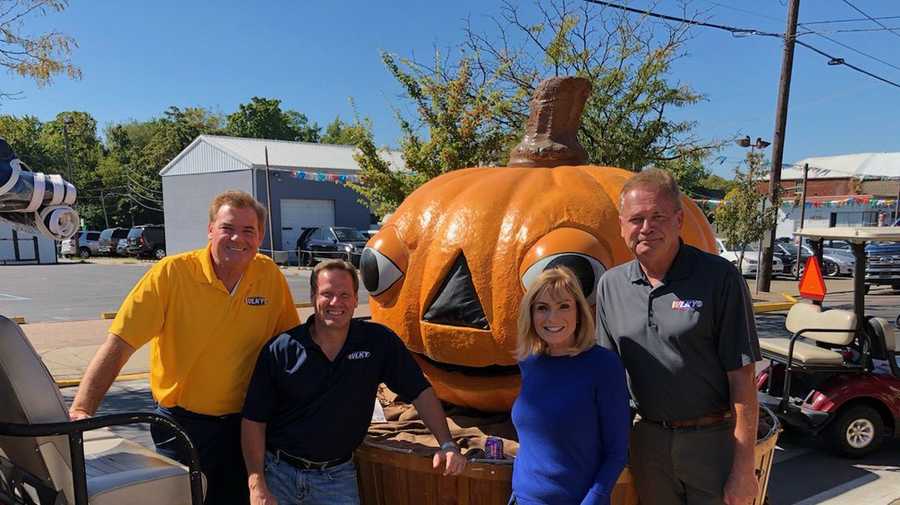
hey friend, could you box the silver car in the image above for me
[60,230,102,259]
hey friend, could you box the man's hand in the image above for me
[723,466,758,505]
[432,448,466,476]
[68,407,92,421]
[248,474,278,505]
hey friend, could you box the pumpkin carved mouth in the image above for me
[412,351,519,376]
[422,253,490,330]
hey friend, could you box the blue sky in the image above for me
[2,1,899,178]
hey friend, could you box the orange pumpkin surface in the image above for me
[360,78,717,412]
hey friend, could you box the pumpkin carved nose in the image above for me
[423,253,490,330]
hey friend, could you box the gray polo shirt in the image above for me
[596,243,760,422]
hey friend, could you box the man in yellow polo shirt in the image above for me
[69,190,299,505]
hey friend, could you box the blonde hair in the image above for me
[619,168,682,211]
[516,267,596,360]
[208,190,267,232]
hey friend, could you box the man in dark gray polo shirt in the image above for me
[596,168,761,505]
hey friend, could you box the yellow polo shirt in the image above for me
[110,246,300,415]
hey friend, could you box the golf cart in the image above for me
[756,227,900,457]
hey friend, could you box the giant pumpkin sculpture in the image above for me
[361,77,717,412]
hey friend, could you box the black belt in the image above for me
[273,449,351,471]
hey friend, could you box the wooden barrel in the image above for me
[753,406,781,505]
[355,442,638,505]
[357,407,779,505]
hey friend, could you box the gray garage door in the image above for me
[280,198,335,253]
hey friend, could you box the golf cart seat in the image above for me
[759,302,857,366]
[0,316,204,505]
[868,317,897,353]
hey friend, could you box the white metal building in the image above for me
[0,222,56,264]
[775,153,900,238]
[160,135,403,258]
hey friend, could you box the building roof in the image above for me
[160,135,405,176]
[782,152,900,181]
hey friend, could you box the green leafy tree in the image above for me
[0,0,80,99]
[226,97,319,142]
[321,116,368,145]
[352,0,720,217]
[0,114,50,167]
[349,52,518,217]
[714,151,778,270]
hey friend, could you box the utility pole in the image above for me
[62,115,74,184]
[759,0,801,293]
[795,163,809,279]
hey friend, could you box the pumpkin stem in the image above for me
[508,76,592,168]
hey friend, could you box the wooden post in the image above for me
[759,0,801,292]
[795,163,808,280]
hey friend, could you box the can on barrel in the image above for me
[484,437,505,459]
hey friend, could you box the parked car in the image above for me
[60,230,101,259]
[865,241,900,292]
[773,242,855,278]
[97,227,131,256]
[716,239,784,277]
[295,226,369,266]
[125,225,166,259]
[116,238,128,256]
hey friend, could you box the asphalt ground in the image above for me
[0,257,369,323]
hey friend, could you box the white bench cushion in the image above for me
[84,428,203,505]
[785,303,856,345]
[760,338,845,365]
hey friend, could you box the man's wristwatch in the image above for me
[439,440,460,453]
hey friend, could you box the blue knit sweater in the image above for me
[511,346,630,505]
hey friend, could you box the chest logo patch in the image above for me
[672,299,703,312]
[347,351,371,360]
[246,296,267,306]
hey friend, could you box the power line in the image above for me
[582,0,900,90]
[804,30,900,73]
[839,0,900,41]
[801,15,900,26]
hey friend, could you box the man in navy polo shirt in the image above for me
[242,259,466,505]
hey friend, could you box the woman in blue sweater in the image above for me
[511,267,631,505]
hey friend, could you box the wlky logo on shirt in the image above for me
[246,296,267,306]
[671,299,703,312]
[347,351,371,360]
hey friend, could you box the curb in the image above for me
[55,372,149,389]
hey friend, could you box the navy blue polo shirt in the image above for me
[242,316,431,461]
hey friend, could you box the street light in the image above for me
[736,135,772,292]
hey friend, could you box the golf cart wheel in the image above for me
[792,263,805,278]
[824,260,840,277]
[830,405,885,458]
[153,247,166,260]
[78,247,91,259]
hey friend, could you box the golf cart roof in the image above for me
[795,227,900,244]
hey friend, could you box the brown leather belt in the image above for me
[643,410,734,430]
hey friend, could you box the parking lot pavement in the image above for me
[0,261,368,323]
[60,379,155,448]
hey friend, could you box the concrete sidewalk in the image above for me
[22,304,371,383]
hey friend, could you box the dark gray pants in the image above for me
[630,420,735,505]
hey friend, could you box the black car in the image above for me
[126,224,166,259]
[295,226,369,266]
[98,227,131,256]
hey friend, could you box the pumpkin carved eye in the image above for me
[360,226,408,297]
[519,227,611,304]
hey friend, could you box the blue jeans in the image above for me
[264,451,361,505]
